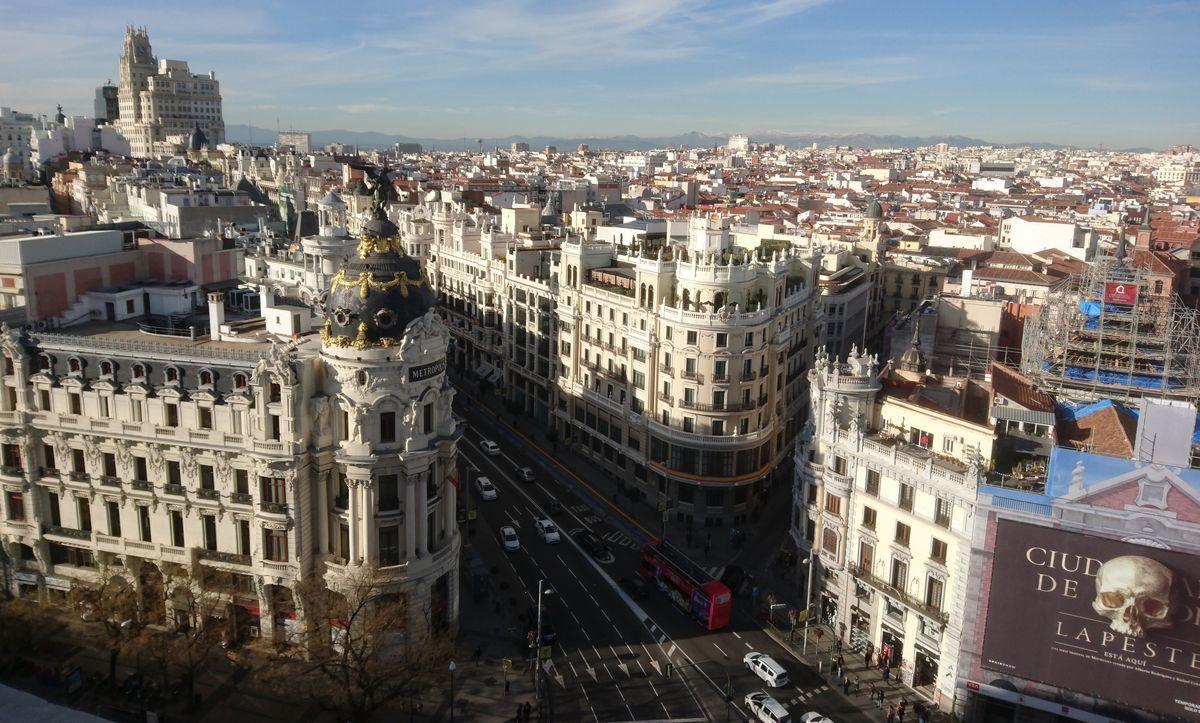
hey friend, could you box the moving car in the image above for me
[516,466,535,482]
[535,518,560,543]
[797,714,833,723]
[576,529,611,559]
[475,476,498,500]
[745,692,792,723]
[744,651,789,687]
[479,439,501,456]
[501,526,520,552]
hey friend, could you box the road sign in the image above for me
[657,500,666,512]
[467,508,478,521]
[539,645,553,661]
[502,658,512,672]
[664,662,674,678]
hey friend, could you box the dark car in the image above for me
[620,575,650,600]
[577,530,610,558]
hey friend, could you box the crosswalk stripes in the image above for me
[788,684,829,705]
[706,566,725,579]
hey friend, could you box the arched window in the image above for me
[714,292,726,310]
[682,289,690,311]
[165,366,180,384]
[233,373,248,390]
[68,357,82,374]
[132,363,146,380]
[1155,280,1164,294]
[198,369,214,387]
[38,354,52,371]
[647,285,655,309]
[99,360,114,378]
[639,283,646,307]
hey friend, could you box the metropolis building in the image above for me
[0,200,461,640]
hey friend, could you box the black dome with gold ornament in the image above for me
[321,168,434,349]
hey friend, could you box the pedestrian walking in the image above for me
[853,675,860,693]
[878,689,886,708]
[504,679,511,695]
[886,704,896,723]
[516,704,525,722]
[868,680,876,697]
[899,699,907,723]
[523,701,532,720]
[842,677,850,695]
[837,654,845,670]
[835,638,843,654]
[883,665,891,683]
[864,650,872,668]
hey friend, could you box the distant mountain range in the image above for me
[225,124,1145,152]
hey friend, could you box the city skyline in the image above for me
[0,0,1197,149]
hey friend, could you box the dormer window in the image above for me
[165,366,180,385]
[1136,478,1170,510]
[68,357,82,375]
[233,373,248,391]
[99,360,114,378]
[132,363,146,381]
[198,369,214,388]
[38,353,53,371]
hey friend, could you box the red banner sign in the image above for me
[1103,282,1138,304]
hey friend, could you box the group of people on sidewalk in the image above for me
[827,638,933,723]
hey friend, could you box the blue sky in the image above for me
[0,0,1197,147]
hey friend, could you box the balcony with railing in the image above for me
[164,483,186,497]
[130,479,152,491]
[230,492,253,505]
[849,562,948,625]
[46,525,92,541]
[197,488,220,501]
[260,500,288,514]
[680,370,704,384]
[196,548,252,567]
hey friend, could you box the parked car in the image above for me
[745,692,792,723]
[501,525,520,552]
[744,651,789,687]
[516,466,535,482]
[479,439,501,456]
[797,713,833,723]
[535,518,560,543]
[577,529,611,559]
[475,476,498,500]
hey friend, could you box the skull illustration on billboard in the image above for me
[1092,555,1175,637]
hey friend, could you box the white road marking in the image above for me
[569,660,578,677]
[745,642,753,650]
[667,643,677,657]
[578,684,600,722]
[603,662,612,679]
[713,642,729,658]
[732,632,742,639]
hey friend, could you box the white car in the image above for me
[797,714,832,723]
[744,651,789,687]
[501,525,520,552]
[475,476,498,500]
[479,439,501,456]
[745,692,792,723]
[535,518,560,543]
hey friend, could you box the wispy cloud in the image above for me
[716,57,922,88]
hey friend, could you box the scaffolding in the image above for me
[1021,258,1200,403]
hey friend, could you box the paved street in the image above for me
[453,387,880,723]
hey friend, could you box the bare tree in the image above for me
[0,596,56,673]
[70,563,143,686]
[135,564,231,706]
[262,564,454,721]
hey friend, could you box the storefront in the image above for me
[43,575,71,605]
[13,571,39,598]
[819,590,839,628]
[880,624,904,668]
[848,582,873,651]
[914,645,939,689]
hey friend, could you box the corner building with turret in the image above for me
[0,204,460,642]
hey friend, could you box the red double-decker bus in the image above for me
[639,540,732,630]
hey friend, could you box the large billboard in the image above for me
[981,519,1200,719]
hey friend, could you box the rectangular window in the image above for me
[38,389,50,411]
[43,443,55,471]
[931,538,948,564]
[890,558,908,589]
[260,477,286,505]
[935,498,952,528]
[165,402,179,427]
[235,469,249,495]
[102,452,116,477]
[265,530,288,562]
[167,461,181,486]
[711,420,724,436]
[1,443,20,469]
[862,505,877,530]
[744,332,754,347]
[378,474,399,511]
[170,510,184,546]
[69,392,81,415]
[423,403,433,434]
[131,398,143,423]
[925,577,945,611]
[379,526,400,566]
[380,412,396,442]
[269,414,281,440]
[686,330,697,345]
[895,521,911,547]
[633,370,645,389]
[199,407,212,429]
[48,491,60,526]
[107,499,121,536]
[202,515,217,551]
[865,469,880,496]
[833,455,847,475]
[72,448,86,474]
[232,408,243,435]
[200,465,215,490]
[824,493,842,516]
[858,539,874,573]
[138,505,151,541]
[6,491,23,521]
[899,482,914,512]
[821,527,838,555]
[715,332,727,348]
[238,519,251,556]
[99,395,110,418]
[135,456,148,482]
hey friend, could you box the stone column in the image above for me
[347,480,360,564]
[415,471,428,557]
[361,481,376,564]
[405,477,417,559]
[316,470,329,555]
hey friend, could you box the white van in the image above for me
[743,651,789,687]
[745,692,792,722]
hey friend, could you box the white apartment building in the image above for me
[421,199,818,520]
[1,107,38,181]
[116,27,225,158]
[794,344,991,712]
[999,215,1096,261]
[0,208,461,641]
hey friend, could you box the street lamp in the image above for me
[534,580,554,720]
[448,659,457,722]
[800,544,817,655]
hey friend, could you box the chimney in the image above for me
[207,291,225,341]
